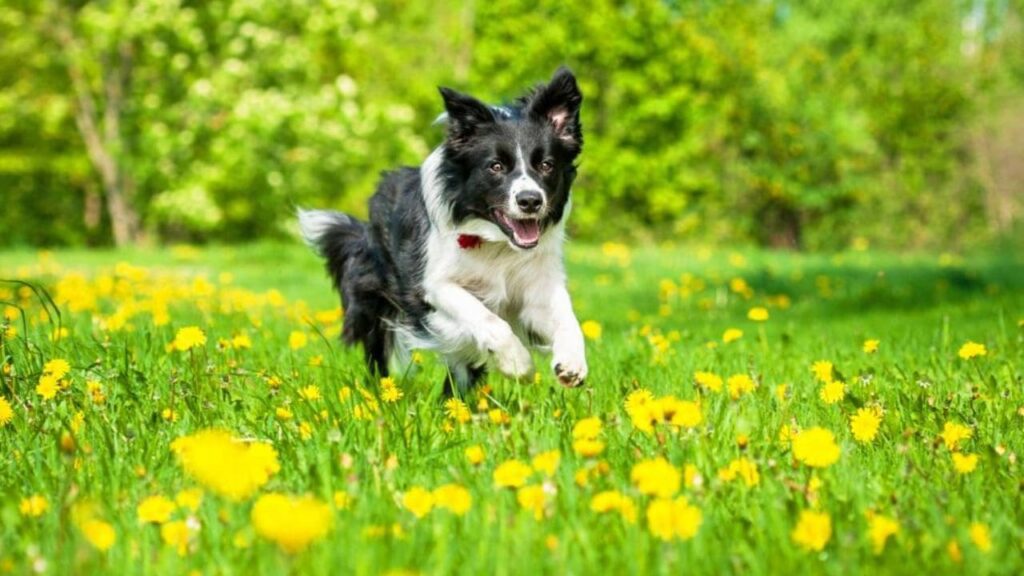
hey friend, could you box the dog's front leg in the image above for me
[523,284,588,387]
[426,283,533,378]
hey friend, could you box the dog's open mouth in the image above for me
[493,210,541,249]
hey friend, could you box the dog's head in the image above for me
[437,67,583,250]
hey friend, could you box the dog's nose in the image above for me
[516,190,544,214]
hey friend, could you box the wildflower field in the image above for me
[1,243,1022,575]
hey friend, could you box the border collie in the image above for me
[298,67,587,393]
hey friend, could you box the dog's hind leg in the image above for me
[442,359,487,397]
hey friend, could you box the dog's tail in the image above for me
[297,208,370,293]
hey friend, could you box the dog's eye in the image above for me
[539,160,555,174]
[488,161,505,174]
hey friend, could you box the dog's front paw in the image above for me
[553,352,587,388]
[493,335,533,380]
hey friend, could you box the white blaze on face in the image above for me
[507,144,546,218]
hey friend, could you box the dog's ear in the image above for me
[439,87,495,148]
[527,67,583,149]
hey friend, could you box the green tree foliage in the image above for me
[1,0,1022,249]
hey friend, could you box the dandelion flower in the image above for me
[19,495,48,517]
[811,361,833,383]
[465,445,485,465]
[43,358,71,379]
[516,485,548,520]
[819,381,845,404]
[717,458,760,487]
[940,422,972,451]
[298,385,321,401]
[171,429,280,501]
[952,452,978,474]
[792,510,831,551]
[590,490,637,523]
[172,326,206,352]
[863,339,880,353]
[531,450,561,477]
[444,398,471,424]
[160,520,191,555]
[581,320,602,340]
[36,375,59,400]
[0,396,13,426]
[646,497,702,541]
[722,328,743,343]
[969,522,992,552]
[402,487,434,519]
[80,519,116,551]
[251,493,331,553]
[850,408,882,443]
[333,491,352,510]
[957,341,986,359]
[572,417,602,440]
[694,371,723,392]
[137,495,176,524]
[727,374,755,399]
[432,484,472,516]
[747,307,769,321]
[494,459,533,489]
[288,331,308,350]
[175,489,203,512]
[792,427,841,468]
[631,457,680,498]
[380,378,403,403]
[868,514,899,554]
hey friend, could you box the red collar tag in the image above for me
[457,234,483,250]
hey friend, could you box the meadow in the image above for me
[0,242,1022,575]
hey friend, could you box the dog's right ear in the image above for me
[439,87,495,148]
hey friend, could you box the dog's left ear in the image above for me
[527,67,583,149]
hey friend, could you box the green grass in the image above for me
[1,243,1022,575]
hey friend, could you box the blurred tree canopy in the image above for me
[1,0,1023,250]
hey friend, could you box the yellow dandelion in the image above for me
[646,497,702,541]
[819,381,845,405]
[727,374,755,399]
[792,427,841,468]
[572,417,602,440]
[952,452,978,474]
[940,422,972,451]
[251,493,331,553]
[444,398,471,424]
[717,457,760,487]
[465,445,485,465]
[0,396,13,426]
[494,459,533,489]
[969,522,992,552]
[288,331,308,350]
[722,328,743,343]
[160,520,191,555]
[401,487,434,519]
[172,326,206,352]
[590,490,637,523]
[432,484,472,516]
[275,407,293,421]
[19,495,48,517]
[175,489,203,512]
[694,371,723,392]
[36,375,59,401]
[792,510,831,551]
[516,485,548,520]
[863,339,880,353]
[631,457,681,498]
[811,360,833,383]
[137,495,176,524]
[333,491,352,510]
[80,519,116,552]
[531,450,561,477]
[957,341,986,359]
[747,307,769,321]
[43,358,71,379]
[868,514,899,554]
[171,429,280,501]
[380,378,403,403]
[581,320,602,340]
[850,408,882,443]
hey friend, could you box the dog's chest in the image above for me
[447,246,546,313]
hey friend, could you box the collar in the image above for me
[457,234,483,250]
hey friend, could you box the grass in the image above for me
[0,242,1022,575]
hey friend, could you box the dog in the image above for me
[298,67,587,394]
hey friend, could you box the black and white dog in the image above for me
[299,67,587,393]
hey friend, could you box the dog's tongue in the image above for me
[510,218,540,245]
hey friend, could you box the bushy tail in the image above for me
[297,208,390,374]
[297,208,369,292]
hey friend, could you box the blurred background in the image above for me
[2,0,1023,251]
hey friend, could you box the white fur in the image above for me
[411,147,587,385]
[297,208,348,254]
[508,145,546,217]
